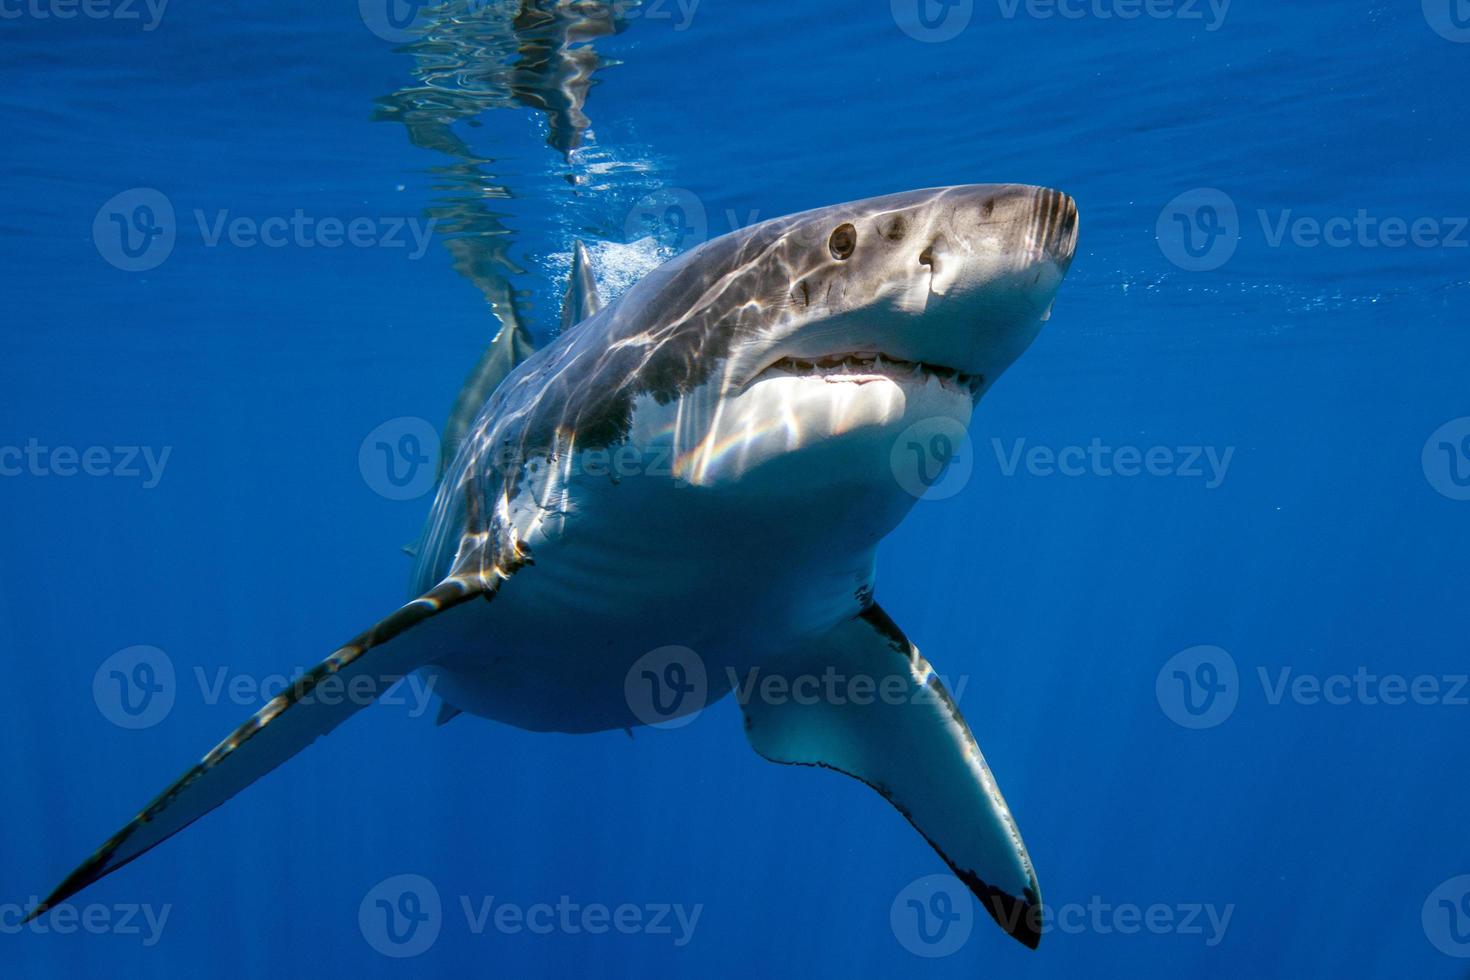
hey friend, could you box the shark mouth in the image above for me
[753,351,984,395]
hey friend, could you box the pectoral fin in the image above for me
[740,605,1042,948]
[26,576,493,921]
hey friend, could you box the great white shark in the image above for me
[28,183,1078,948]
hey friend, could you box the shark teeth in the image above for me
[761,352,984,394]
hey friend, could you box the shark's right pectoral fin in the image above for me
[25,577,491,922]
[740,605,1042,948]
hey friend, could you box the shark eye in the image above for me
[829,223,856,260]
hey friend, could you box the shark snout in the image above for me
[1034,187,1078,272]
[926,184,1079,280]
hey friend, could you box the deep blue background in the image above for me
[3,1,1468,977]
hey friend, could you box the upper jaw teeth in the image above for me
[760,352,984,393]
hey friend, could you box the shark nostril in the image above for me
[919,245,935,269]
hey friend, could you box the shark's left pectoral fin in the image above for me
[741,605,1042,948]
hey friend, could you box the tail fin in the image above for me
[25,578,485,922]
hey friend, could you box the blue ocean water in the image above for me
[3,1,1468,977]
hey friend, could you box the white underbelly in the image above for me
[422,479,879,733]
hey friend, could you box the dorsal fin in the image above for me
[439,297,537,476]
[561,240,603,331]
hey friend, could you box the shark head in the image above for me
[620,184,1077,512]
[719,183,1078,399]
